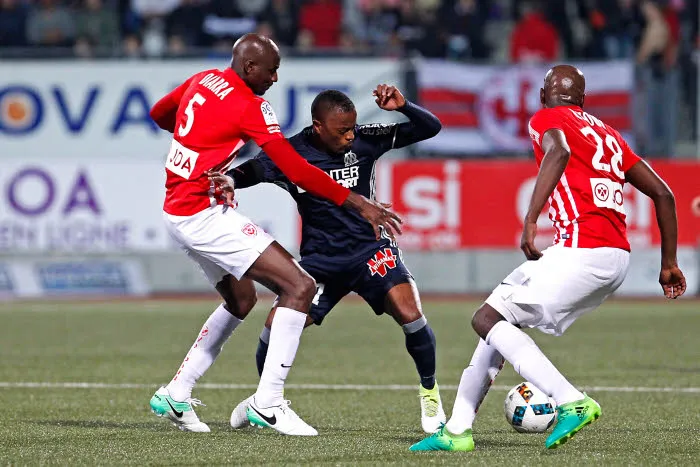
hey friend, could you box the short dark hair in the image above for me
[311,90,355,121]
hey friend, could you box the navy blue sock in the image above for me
[404,318,436,390]
[255,327,271,377]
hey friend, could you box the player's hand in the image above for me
[659,264,686,299]
[344,191,403,240]
[520,221,543,260]
[205,170,237,209]
[373,84,405,111]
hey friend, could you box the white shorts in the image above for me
[485,245,629,336]
[163,206,275,284]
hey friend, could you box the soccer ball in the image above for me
[504,382,557,433]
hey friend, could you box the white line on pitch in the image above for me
[0,382,698,394]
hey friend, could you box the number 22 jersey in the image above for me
[528,105,642,251]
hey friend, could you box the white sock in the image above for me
[255,307,306,407]
[446,339,504,434]
[486,321,584,405]
[166,304,242,401]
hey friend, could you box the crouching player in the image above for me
[222,85,447,433]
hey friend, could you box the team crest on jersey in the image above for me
[344,151,358,166]
[242,223,258,237]
[367,248,397,277]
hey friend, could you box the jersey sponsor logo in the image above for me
[590,178,625,214]
[241,223,258,237]
[328,166,359,188]
[344,151,358,166]
[165,139,199,179]
[359,123,394,136]
[367,248,398,277]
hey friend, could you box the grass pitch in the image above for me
[1,297,699,465]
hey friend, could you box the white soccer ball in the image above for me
[504,382,557,433]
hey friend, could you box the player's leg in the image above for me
[231,279,347,429]
[241,242,320,435]
[150,254,257,432]
[356,247,446,433]
[411,247,628,451]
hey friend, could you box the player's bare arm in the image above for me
[626,161,686,299]
[521,128,571,260]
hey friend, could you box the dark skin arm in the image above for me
[626,160,686,299]
[521,129,571,260]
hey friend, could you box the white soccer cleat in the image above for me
[246,396,318,436]
[149,386,210,433]
[419,383,447,434]
[230,394,255,429]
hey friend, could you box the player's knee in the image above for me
[297,272,317,303]
[279,269,316,305]
[396,307,423,325]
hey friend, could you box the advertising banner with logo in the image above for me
[0,59,401,160]
[417,60,634,154]
[0,158,298,253]
[380,160,700,250]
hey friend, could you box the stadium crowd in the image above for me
[0,0,697,155]
[0,0,696,62]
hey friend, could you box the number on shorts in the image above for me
[312,283,325,306]
[178,93,206,137]
[580,126,624,179]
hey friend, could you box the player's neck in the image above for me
[308,132,339,156]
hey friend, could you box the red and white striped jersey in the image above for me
[528,105,641,251]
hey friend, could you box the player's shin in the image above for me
[446,339,504,435]
[255,326,271,377]
[485,321,584,405]
[166,304,242,401]
[255,307,306,407]
[403,316,436,390]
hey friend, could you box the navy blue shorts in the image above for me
[299,246,413,325]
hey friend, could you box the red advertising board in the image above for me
[383,160,700,250]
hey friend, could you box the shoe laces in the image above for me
[420,393,440,417]
[187,398,206,408]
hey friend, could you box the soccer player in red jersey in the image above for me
[147,34,401,436]
[411,65,687,452]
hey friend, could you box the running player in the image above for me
[147,33,401,436]
[410,64,686,452]
[220,86,446,433]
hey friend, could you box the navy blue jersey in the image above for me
[229,101,441,265]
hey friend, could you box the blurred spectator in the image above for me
[27,0,76,47]
[235,0,269,18]
[203,0,256,45]
[440,0,489,60]
[355,1,400,50]
[122,33,142,58]
[0,0,28,47]
[636,0,678,156]
[166,0,207,48]
[131,0,181,19]
[509,1,560,62]
[259,0,299,48]
[299,0,342,48]
[396,0,446,57]
[75,0,120,49]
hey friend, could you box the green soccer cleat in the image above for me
[409,425,475,452]
[149,386,210,432]
[545,394,601,449]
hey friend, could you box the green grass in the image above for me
[1,298,699,465]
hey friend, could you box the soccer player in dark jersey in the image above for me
[221,85,447,433]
